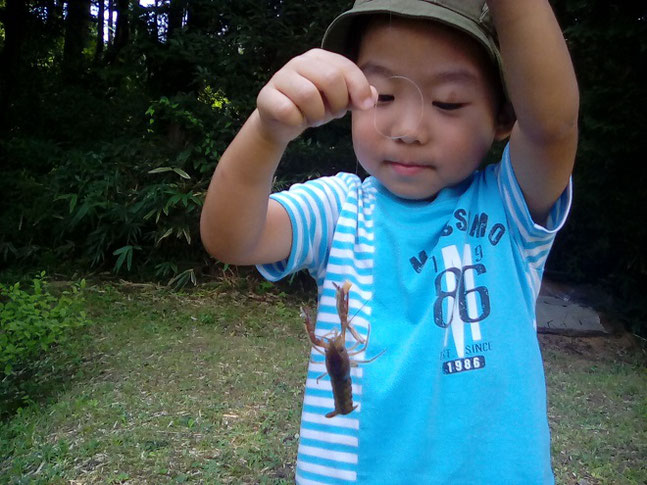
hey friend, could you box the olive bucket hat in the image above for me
[322,0,507,100]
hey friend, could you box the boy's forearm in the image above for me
[487,0,579,141]
[200,109,287,261]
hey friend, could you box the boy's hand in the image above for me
[202,51,377,265]
[256,48,377,145]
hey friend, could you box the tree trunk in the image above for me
[95,0,105,62]
[187,0,208,31]
[0,0,28,132]
[107,0,114,44]
[63,0,91,78]
[167,0,187,41]
[45,0,63,32]
[154,0,159,42]
[105,0,129,63]
[112,0,129,58]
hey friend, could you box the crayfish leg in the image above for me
[351,348,386,364]
[346,322,366,345]
[301,306,327,348]
[311,345,326,356]
[315,371,328,383]
[333,281,351,327]
[347,319,372,355]
[346,340,362,353]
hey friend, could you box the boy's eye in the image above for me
[433,101,464,111]
[377,94,395,103]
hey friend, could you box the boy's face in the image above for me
[352,17,510,200]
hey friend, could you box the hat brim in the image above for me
[323,0,498,63]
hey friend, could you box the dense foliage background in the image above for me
[0,0,645,330]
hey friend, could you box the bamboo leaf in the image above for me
[173,168,191,180]
[148,167,173,174]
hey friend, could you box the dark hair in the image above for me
[344,15,383,63]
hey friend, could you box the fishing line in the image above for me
[368,0,426,140]
[372,75,425,139]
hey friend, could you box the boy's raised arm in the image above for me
[487,0,579,223]
[200,49,375,265]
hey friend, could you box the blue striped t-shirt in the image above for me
[258,144,571,484]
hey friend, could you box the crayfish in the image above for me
[301,281,384,418]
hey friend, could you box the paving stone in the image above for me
[536,295,607,336]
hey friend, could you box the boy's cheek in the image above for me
[351,112,378,147]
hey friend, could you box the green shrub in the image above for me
[0,273,90,376]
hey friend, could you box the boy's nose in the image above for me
[375,106,429,143]
[392,124,427,144]
[389,113,429,144]
[374,102,427,143]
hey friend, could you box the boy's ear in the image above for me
[494,102,515,141]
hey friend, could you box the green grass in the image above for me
[542,334,647,484]
[0,280,311,484]
[1,281,646,484]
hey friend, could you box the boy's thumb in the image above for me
[362,86,378,110]
[353,85,378,111]
[369,86,378,108]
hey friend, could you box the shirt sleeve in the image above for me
[256,173,357,281]
[495,142,573,269]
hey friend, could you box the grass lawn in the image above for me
[1,279,645,484]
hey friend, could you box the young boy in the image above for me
[201,0,579,482]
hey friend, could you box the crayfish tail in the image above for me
[326,403,358,418]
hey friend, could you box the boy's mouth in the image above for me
[385,160,430,176]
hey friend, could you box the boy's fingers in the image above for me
[256,49,375,141]
[300,49,375,112]
[325,52,375,110]
[271,71,327,126]
[257,85,305,131]
[292,58,350,118]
